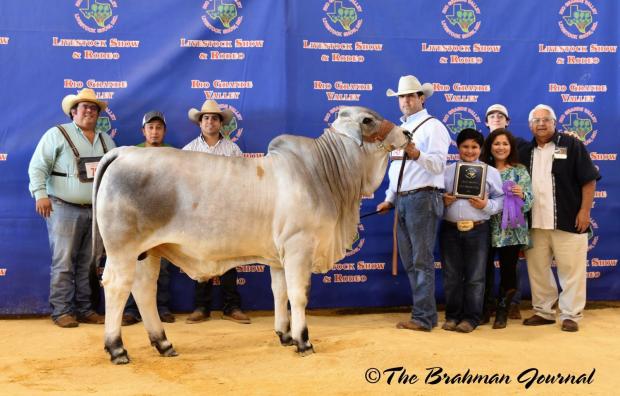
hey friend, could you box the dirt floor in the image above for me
[1,306,619,396]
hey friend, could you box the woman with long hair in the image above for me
[481,129,533,329]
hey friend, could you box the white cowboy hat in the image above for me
[386,75,434,98]
[188,100,233,125]
[61,88,107,116]
[486,104,510,120]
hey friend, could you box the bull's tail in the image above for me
[92,148,122,259]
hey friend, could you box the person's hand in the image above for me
[404,142,420,160]
[575,208,590,233]
[376,201,394,214]
[35,198,52,218]
[443,193,456,207]
[469,195,488,210]
[511,184,524,199]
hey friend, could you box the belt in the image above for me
[390,156,413,161]
[444,219,486,232]
[398,186,444,196]
[49,195,92,208]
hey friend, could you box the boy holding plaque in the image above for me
[440,129,504,333]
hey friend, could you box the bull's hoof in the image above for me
[161,347,178,357]
[111,353,130,365]
[295,343,315,356]
[276,331,294,346]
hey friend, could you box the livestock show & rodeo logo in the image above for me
[75,0,118,33]
[322,0,363,37]
[559,107,598,145]
[441,0,481,39]
[345,223,365,257]
[96,107,118,139]
[558,0,598,39]
[202,0,243,34]
[220,104,244,143]
[442,106,481,145]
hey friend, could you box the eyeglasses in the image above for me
[78,103,100,112]
[531,117,554,124]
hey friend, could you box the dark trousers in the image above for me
[484,245,522,311]
[194,268,241,315]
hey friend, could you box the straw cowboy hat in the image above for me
[386,75,434,98]
[61,88,107,117]
[188,99,233,125]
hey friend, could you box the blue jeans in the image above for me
[46,197,102,320]
[440,221,489,327]
[124,258,172,318]
[396,190,443,329]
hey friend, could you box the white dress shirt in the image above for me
[531,141,555,229]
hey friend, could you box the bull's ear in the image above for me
[332,121,362,146]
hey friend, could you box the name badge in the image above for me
[85,161,99,179]
[553,147,567,159]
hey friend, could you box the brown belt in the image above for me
[398,186,444,196]
[390,156,412,161]
[444,219,486,232]
[49,196,92,208]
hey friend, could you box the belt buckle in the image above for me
[456,220,474,232]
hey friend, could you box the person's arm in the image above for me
[474,167,504,215]
[413,122,450,176]
[576,180,595,233]
[28,128,58,218]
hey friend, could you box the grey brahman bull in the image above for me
[93,106,410,364]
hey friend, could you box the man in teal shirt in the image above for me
[28,88,116,328]
[122,111,175,325]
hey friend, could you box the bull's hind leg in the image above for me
[270,267,292,346]
[283,252,314,356]
[102,255,136,364]
[132,255,177,358]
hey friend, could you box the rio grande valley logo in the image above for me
[441,0,481,39]
[323,105,344,125]
[559,0,598,39]
[75,0,118,33]
[345,223,365,257]
[202,0,243,34]
[442,106,481,145]
[322,0,363,37]
[96,107,118,138]
[588,217,599,251]
[220,104,244,142]
[559,107,598,145]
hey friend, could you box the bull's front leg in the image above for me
[102,255,135,364]
[283,251,314,356]
[270,266,292,346]
[132,255,177,358]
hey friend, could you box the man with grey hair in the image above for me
[377,75,451,332]
[518,104,599,332]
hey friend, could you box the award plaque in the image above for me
[453,162,487,199]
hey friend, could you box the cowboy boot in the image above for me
[493,289,516,329]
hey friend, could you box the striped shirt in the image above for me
[182,135,242,157]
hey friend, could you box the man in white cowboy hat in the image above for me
[376,75,451,332]
[182,99,251,324]
[28,88,116,328]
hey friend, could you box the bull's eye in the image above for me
[362,117,373,125]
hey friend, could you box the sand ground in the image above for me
[1,306,618,396]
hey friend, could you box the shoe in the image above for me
[78,312,105,324]
[561,319,579,332]
[508,304,522,320]
[186,309,211,324]
[442,320,458,331]
[481,310,491,325]
[222,309,251,324]
[122,314,141,326]
[523,314,555,326]
[493,310,507,329]
[160,312,175,323]
[455,321,475,333]
[54,314,78,328]
[396,320,431,332]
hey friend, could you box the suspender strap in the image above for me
[391,116,436,276]
[56,124,109,158]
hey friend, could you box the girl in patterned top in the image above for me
[481,129,533,329]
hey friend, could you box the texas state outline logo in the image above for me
[96,107,118,139]
[75,0,118,33]
[442,106,481,145]
[220,104,244,143]
[322,0,363,37]
[202,0,243,34]
[558,0,598,39]
[441,0,481,39]
[558,106,598,145]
